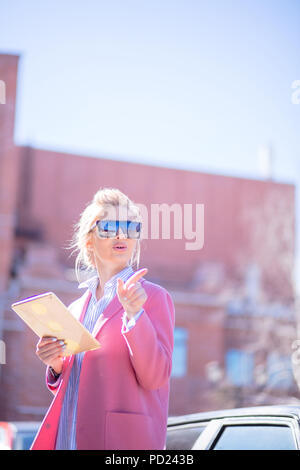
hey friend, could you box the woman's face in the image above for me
[87,205,139,270]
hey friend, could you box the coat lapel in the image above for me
[68,289,92,322]
[91,294,123,338]
[65,289,92,368]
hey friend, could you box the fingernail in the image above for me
[59,340,65,346]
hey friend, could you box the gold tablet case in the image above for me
[11,292,101,356]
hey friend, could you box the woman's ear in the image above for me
[86,231,94,249]
[86,245,95,267]
[85,235,94,260]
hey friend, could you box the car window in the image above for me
[167,425,206,450]
[212,424,296,450]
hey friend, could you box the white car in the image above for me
[167,405,300,450]
[0,421,40,450]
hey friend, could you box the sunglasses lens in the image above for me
[97,220,141,238]
[128,221,141,239]
[98,220,116,237]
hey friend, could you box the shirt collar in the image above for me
[78,265,134,297]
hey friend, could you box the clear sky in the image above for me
[1,0,300,289]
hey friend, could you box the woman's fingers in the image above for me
[117,268,148,298]
[124,268,148,288]
[36,338,66,360]
[37,338,65,352]
[124,282,142,298]
[41,349,64,362]
[38,336,57,346]
[125,292,145,305]
[117,269,148,316]
[117,280,142,302]
[123,285,147,311]
[35,336,65,372]
[38,341,65,355]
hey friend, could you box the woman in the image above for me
[31,188,175,450]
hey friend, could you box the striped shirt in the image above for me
[54,265,144,450]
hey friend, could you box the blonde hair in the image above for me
[67,187,142,283]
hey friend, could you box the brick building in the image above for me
[0,53,298,422]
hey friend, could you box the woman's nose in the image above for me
[116,228,127,238]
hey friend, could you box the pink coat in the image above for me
[31,278,175,450]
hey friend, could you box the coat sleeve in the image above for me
[121,287,175,390]
[45,365,62,395]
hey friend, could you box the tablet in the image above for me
[11,292,101,356]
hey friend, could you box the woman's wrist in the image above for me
[125,309,140,320]
[49,366,61,380]
[49,359,63,375]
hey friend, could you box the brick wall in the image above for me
[0,54,20,292]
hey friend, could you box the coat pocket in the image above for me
[105,411,156,450]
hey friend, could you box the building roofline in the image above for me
[14,144,296,188]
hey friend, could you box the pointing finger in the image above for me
[124,268,148,288]
[117,278,125,295]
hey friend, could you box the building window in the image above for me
[171,327,188,378]
[226,349,254,386]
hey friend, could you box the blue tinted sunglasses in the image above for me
[89,220,142,239]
